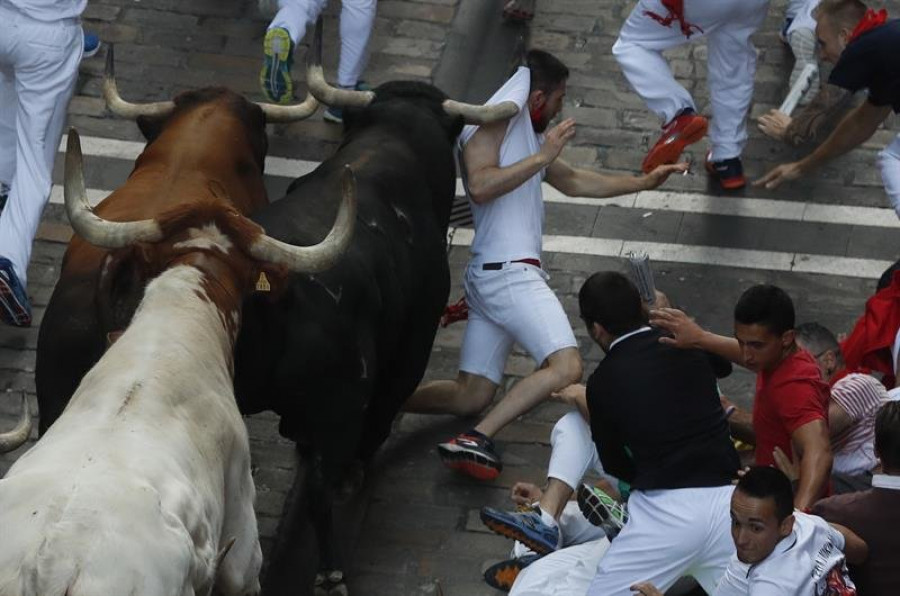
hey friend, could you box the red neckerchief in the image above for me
[644,0,704,39]
[847,8,888,44]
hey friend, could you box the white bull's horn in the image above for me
[249,165,357,273]
[257,91,320,122]
[103,45,175,120]
[306,18,374,108]
[442,99,520,125]
[64,129,164,248]
[0,392,32,454]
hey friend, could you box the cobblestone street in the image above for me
[2,0,899,594]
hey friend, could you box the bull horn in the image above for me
[0,392,32,454]
[103,45,175,120]
[249,165,357,273]
[306,18,374,108]
[64,129,164,248]
[442,99,520,125]
[257,91,319,122]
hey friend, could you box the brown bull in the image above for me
[28,46,317,440]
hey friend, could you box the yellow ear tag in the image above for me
[255,272,271,292]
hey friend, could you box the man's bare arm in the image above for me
[545,157,687,198]
[830,522,868,565]
[784,84,855,146]
[463,117,575,204]
[791,419,833,511]
[648,308,744,365]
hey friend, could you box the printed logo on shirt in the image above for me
[811,539,856,596]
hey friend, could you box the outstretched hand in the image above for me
[648,307,705,349]
[642,162,689,190]
[753,161,804,190]
[540,118,577,165]
[773,446,799,482]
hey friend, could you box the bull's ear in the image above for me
[137,114,167,142]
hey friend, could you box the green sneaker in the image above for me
[577,483,628,539]
[260,27,294,104]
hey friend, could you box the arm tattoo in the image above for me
[785,84,855,147]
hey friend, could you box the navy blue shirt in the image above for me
[829,19,900,113]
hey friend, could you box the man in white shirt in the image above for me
[0,0,86,326]
[403,50,685,480]
[631,467,868,596]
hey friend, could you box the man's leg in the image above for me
[704,0,768,187]
[585,488,730,596]
[879,133,900,218]
[403,371,498,416]
[0,64,15,198]
[0,15,81,326]
[336,0,376,88]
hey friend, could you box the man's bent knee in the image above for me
[545,347,583,387]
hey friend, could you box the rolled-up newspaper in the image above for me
[626,251,656,306]
[779,63,818,116]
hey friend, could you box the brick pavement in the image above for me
[2,0,900,595]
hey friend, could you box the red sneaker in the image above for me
[642,109,708,173]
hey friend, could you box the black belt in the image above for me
[482,258,542,271]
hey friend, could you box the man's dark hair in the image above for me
[875,401,900,472]
[795,322,843,362]
[813,0,867,30]
[736,466,795,522]
[525,49,569,94]
[734,285,795,335]
[579,271,646,337]
[877,258,900,291]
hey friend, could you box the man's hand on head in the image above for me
[648,307,705,349]
[539,118,576,166]
[641,162,689,190]
[757,109,792,141]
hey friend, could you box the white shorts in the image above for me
[459,262,577,384]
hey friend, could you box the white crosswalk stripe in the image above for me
[52,134,898,279]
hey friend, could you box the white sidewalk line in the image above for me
[448,229,893,280]
[61,134,900,228]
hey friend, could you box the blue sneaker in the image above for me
[83,32,101,59]
[0,257,32,327]
[322,82,372,124]
[260,27,294,104]
[705,153,746,190]
[480,507,559,555]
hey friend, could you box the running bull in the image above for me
[231,19,517,595]
[29,46,318,438]
[0,130,355,596]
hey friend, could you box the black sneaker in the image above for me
[705,153,746,189]
[437,431,502,480]
[483,553,540,592]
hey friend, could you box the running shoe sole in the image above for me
[576,483,625,530]
[437,442,501,481]
[0,272,31,326]
[483,554,540,592]
[479,510,557,555]
[260,28,294,105]
[642,116,709,173]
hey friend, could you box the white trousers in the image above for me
[0,4,82,285]
[270,0,376,87]
[613,0,769,161]
[879,133,900,218]
[586,485,735,596]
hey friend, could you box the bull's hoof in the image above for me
[315,570,347,596]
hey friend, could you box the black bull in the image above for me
[234,82,465,592]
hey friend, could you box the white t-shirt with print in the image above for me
[714,512,856,596]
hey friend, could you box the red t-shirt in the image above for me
[753,350,830,467]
